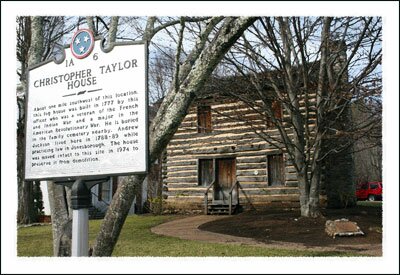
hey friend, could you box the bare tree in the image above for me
[17,16,49,224]
[92,16,257,256]
[17,16,79,226]
[221,16,382,217]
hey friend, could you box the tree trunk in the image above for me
[17,96,36,224]
[297,153,321,218]
[92,174,146,256]
[17,16,44,224]
[108,16,119,46]
[47,182,73,256]
[92,16,257,256]
[298,178,321,217]
[17,180,36,224]
[27,16,44,65]
[86,16,96,36]
[26,15,74,256]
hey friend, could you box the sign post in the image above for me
[71,179,90,256]
[24,29,148,256]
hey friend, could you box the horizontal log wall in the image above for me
[163,98,306,211]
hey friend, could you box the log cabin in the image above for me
[162,72,355,214]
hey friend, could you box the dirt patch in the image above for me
[198,205,382,253]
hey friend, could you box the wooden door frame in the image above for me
[213,157,237,204]
[197,155,237,185]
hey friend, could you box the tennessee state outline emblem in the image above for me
[70,29,95,59]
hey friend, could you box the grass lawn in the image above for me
[357,201,382,207]
[18,215,356,257]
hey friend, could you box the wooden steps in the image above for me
[207,203,239,215]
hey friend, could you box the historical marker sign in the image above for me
[25,35,148,180]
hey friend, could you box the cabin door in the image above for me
[213,158,236,204]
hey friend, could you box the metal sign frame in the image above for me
[24,37,149,182]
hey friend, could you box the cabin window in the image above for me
[267,101,282,128]
[198,159,214,186]
[99,180,112,202]
[267,154,284,186]
[98,178,118,202]
[197,105,212,133]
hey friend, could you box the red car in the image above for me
[356,181,383,201]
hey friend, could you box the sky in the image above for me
[1,1,399,274]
